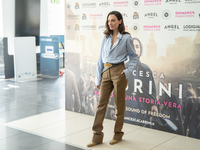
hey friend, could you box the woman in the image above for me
[87,11,138,147]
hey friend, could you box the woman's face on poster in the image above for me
[133,39,141,57]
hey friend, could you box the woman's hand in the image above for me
[97,86,100,90]
[121,71,124,74]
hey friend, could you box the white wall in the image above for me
[48,0,65,36]
[2,0,15,55]
[40,0,49,36]
[0,0,3,37]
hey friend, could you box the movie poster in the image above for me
[65,0,200,139]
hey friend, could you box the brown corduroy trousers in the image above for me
[92,64,128,143]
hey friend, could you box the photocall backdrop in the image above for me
[65,0,200,139]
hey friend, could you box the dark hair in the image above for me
[104,11,130,37]
[132,38,143,57]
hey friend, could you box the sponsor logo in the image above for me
[185,0,200,4]
[89,14,103,19]
[66,3,70,8]
[132,0,141,8]
[144,12,158,18]
[125,25,129,31]
[164,25,180,31]
[75,3,80,9]
[113,1,129,7]
[132,23,140,32]
[162,10,171,20]
[66,14,79,19]
[183,25,200,31]
[122,13,128,18]
[82,3,96,8]
[75,24,80,31]
[99,25,106,30]
[99,2,111,7]
[144,0,162,6]
[143,25,161,31]
[165,0,181,3]
[82,25,96,30]
[133,12,139,19]
[82,14,87,20]
[67,26,70,29]
[42,53,59,60]
[175,11,195,18]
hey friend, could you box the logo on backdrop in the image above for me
[99,2,111,7]
[75,24,80,31]
[143,25,161,31]
[82,14,87,20]
[75,3,80,9]
[82,3,96,8]
[89,14,103,19]
[82,25,96,30]
[132,23,140,32]
[185,0,200,4]
[122,13,128,18]
[183,25,200,31]
[164,25,180,31]
[144,12,158,18]
[133,12,139,19]
[165,0,181,4]
[175,11,195,18]
[66,3,70,8]
[113,1,129,7]
[132,0,141,8]
[144,0,162,6]
[162,10,171,20]
[125,25,129,31]
[99,25,106,31]
[67,14,79,19]
[67,26,70,30]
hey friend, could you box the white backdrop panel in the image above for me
[14,37,37,81]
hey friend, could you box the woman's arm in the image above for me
[95,36,106,86]
[123,36,138,78]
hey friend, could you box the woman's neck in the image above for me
[112,30,118,37]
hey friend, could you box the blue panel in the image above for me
[50,35,65,49]
[40,36,59,77]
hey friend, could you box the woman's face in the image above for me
[107,14,122,32]
[133,39,141,56]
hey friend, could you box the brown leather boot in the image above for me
[87,142,102,147]
[109,139,122,145]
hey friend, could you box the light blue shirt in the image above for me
[95,32,138,86]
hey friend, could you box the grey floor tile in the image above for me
[30,141,86,150]
[0,124,22,140]
[0,100,34,113]
[0,131,52,150]
[0,104,58,123]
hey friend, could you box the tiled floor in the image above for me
[1,76,200,150]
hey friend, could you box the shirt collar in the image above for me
[117,32,122,39]
[109,32,122,39]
